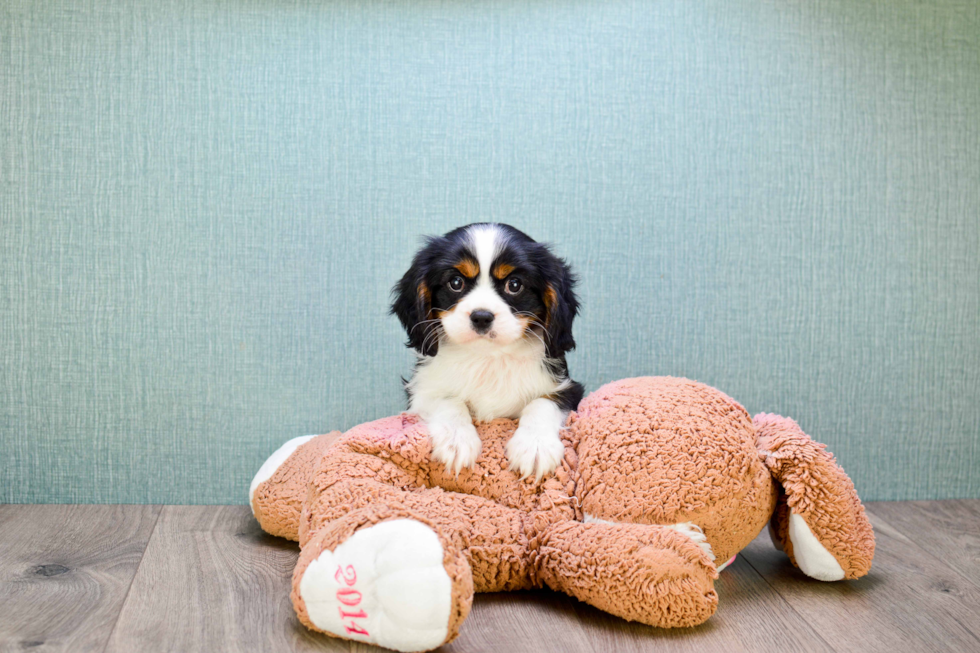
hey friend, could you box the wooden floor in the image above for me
[1,501,978,653]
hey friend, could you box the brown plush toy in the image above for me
[250,377,875,652]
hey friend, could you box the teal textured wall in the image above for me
[2,0,978,504]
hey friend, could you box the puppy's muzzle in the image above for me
[470,310,495,334]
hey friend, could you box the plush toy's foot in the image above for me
[293,514,472,653]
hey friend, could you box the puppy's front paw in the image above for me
[427,418,482,475]
[506,424,565,482]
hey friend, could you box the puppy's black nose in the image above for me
[470,310,495,333]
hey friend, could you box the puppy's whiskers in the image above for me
[513,311,548,350]
[409,318,443,334]
[419,323,445,357]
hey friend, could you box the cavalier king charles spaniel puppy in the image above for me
[390,223,584,481]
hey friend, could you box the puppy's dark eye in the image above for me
[505,277,523,295]
[449,276,465,292]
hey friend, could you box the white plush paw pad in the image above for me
[248,435,315,512]
[788,511,845,581]
[669,522,716,562]
[299,519,453,652]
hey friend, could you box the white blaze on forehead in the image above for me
[467,224,501,285]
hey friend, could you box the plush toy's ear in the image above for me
[542,255,579,359]
[754,413,875,581]
[390,245,439,357]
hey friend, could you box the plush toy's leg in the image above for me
[536,521,719,628]
[249,432,342,541]
[754,413,875,581]
[292,506,473,653]
[300,419,570,593]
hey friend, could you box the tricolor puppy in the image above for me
[391,223,584,481]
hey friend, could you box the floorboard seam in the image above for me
[867,504,980,596]
[863,505,980,633]
[949,613,980,648]
[98,505,165,653]
[736,553,839,653]
[866,502,980,595]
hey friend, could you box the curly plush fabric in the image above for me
[251,376,876,652]
[569,377,779,564]
[251,432,341,540]
[755,413,876,579]
[536,521,719,627]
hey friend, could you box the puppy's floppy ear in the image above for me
[390,242,440,357]
[542,253,579,358]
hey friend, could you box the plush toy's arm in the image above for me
[251,431,342,541]
[251,414,437,541]
[537,521,719,628]
[754,413,875,580]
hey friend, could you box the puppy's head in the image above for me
[390,223,578,358]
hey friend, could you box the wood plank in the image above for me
[104,505,347,653]
[562,550,832,653]
[739,508,980,653]
[353,589,599,653]
[442,590,597,653]
[867,499,980,589]
[0,504,160,653]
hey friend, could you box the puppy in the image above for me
[390,223,584,480]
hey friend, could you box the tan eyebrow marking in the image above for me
[492,263,515,280]
[454,259,479,278]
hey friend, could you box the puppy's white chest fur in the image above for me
[407,339,560,421]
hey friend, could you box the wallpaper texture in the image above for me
[2,0,978,503]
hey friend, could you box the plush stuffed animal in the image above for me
[250,376,874,653]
